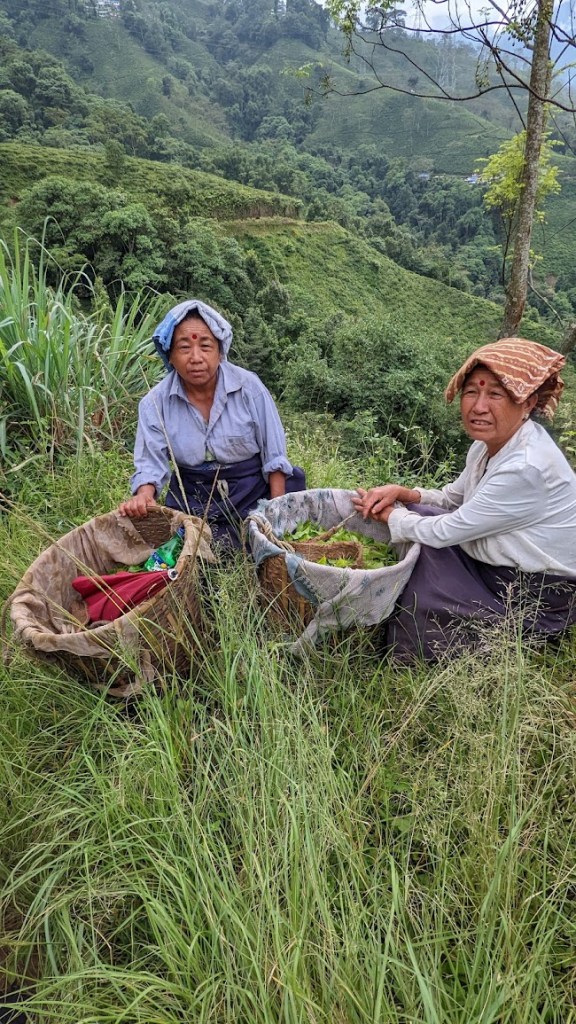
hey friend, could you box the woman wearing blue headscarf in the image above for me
[118,299,305,546]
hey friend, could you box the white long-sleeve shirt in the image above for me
[387,420,576,577]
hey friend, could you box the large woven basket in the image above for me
[5,508,212,697]
[258,526,363,627]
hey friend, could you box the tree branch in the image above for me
[329,11,576,112]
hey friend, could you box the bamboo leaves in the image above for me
[0,232,166,476]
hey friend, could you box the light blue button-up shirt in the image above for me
[130,361,294,496]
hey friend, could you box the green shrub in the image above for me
[283,313,465,460]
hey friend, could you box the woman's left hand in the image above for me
[373,503,394,523]
[354,484,421,520]
[362,493,395,522]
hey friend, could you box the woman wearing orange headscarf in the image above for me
[353,338,576,662]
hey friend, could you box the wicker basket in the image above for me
[6,508,211,697]
[258,527,363,627]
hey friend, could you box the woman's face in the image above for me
[169,316,221,390]
[460,367,538,456]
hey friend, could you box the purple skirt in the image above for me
[385,505,576,663]
[165,454,306,547]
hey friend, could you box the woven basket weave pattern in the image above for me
[259,537,363,626]
[12,508,206,695]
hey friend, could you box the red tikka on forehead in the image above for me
[479,379,485,386]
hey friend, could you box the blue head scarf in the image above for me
[152,299,233,370]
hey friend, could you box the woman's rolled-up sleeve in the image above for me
[248,385,293,477]
[417,465,468,510]
[388,464,545,548]
[130,399,172,496]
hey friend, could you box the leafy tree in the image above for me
[14,177,163,293]
[256,116,295,143]
[0,89,30,137]
[148,113,171,140]
[34,65,85,114]
[166,57,191,81]
[41,126,91,148]
[205,23,241,62]
[165,220,255,313]
[284,314,463,458]
[17,177,116,251]
[6,59,37,97]
[0,11,15,37]
[96,205,165,293]
[103,139,127,181]
[234,306,281,384]
[85,100,149,155]
[326,0,573,337]
[284,0,330,48]
[257,280,292,321]
[477,130,560,300]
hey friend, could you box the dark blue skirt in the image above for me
[165,454,306,547]
[385,505,576,663]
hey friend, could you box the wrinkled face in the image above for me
[460,367,538,456]
[169,316,221,390]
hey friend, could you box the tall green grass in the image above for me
[0,231,165,478]
[1,450,576,1023]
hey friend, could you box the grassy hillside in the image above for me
[273,31,513,173]
[1,139,564,357]
[0,143,302,222]
[27,11,229,147]
[224,217,554,348]
[5,0,520,171]
[307,87,510,173]
[230,31,513,172]
[536,171,576,283]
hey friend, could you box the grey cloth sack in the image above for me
[248,488,421,651]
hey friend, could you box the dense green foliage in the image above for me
[0,142,300,224]
[1,0,575,324]
[0,234,166,478]
[1,209,563,487]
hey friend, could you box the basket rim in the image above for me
[290,537,363,568]
[73,512,204,634]
[9,507,206,640]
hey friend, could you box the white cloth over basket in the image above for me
[248,488,421,650]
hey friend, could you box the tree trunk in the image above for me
[499,0,552,338]
[560,321,576,355]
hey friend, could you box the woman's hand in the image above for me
[353,485,421,520]
[118,485,158,518]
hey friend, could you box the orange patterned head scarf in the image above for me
[445,337,566,420]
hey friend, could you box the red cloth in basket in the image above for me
[72,570,170,623]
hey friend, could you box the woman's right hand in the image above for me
[353,485,420,520]
[118,485,158,518]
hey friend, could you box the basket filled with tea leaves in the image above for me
[248,489,418,639]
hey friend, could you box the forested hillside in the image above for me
[1,0,575,327]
